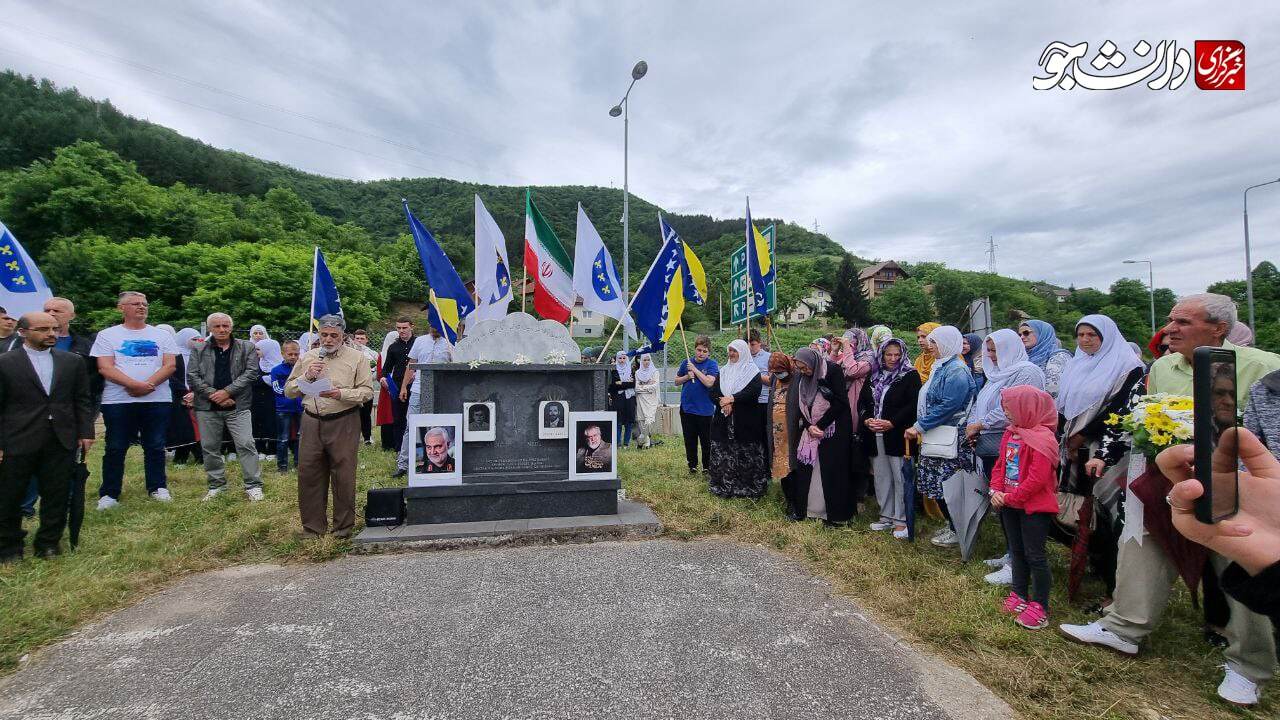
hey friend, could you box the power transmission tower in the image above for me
[986,236,997,273]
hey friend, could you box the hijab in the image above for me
[963,332,984,370]
[250,324,270,340]
[1056,315,1143,422]
[915,325,964,418]
[635,353,658,383]
[867,325,892,350]
[1001,385,1060,465]
[156,323,175,337]
[794,347,828,421]
[973,328,1042,421]
[614,352,635,398]
[256,338,284,374]
[811,337,830,353]
[913,322,942,381]
[1021,319,1064,368]
[298,332,317,351]
[1227,321,1254,347]
[174,328,201,360]
[842,328,874,363]
[1127,342,1144,362]
[719,339,759,397]
[870,338,912,417]
[767,352,792,379]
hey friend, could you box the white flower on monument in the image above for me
[513,353,532,365]
[544,350,567,365]
[468,356,489,370]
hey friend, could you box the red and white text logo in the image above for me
[1195,41,1245,90]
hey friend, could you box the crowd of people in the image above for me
[663,294,1279,707]
[1,288,1278,707]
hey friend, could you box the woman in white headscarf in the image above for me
[1055,315,1145,604]
[633,354,660,449]
[903,326,978,546]
[689,339,767,498]
[609,351,637,448]
[966,328,1046,475]
[162,326,201,464]
[250,337,284,457]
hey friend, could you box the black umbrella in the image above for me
[68,448,89,549]
[902,441,918,542]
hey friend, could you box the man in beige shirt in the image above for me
[285,314,376,538]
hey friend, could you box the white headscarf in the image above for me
[250,324,270,341]
[1058,315,1143,422]
[174,328,200,360]
[972,328,1042,420]
[156,323,175,337]
[719,339,759,397]
[255,338,284,374]
[927,325,964,359]
[635,353,658,383]
[297,332,317,351]
[381,331,398,356]
[614,352,635,399]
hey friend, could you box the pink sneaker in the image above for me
[1000,592,1027,615]
[1015,602,1048,630]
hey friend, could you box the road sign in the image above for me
[730,224,776,325]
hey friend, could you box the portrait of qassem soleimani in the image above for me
[416,426,456,474]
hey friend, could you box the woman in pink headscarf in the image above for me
[833,328,875,500]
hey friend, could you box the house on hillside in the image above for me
[1030,283,1072,304]
[859,261,909,299]
[570,299,606,338]
[781,286,832,325]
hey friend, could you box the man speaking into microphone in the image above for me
[285,314,375,539]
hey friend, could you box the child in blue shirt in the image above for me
[675,335,719,473]
[270,340,303,472]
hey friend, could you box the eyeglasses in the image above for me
[1019,330,1034,337]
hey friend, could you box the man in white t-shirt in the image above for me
[392,326,453,478]
[90,291,178,510]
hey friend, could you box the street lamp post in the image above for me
[1243,178,1280,334]
[610,60,648,353]
[1123,259,1156,337]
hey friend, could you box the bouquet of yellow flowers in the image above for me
[1106,393,1194,459]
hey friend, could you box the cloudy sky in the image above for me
[1,0,1278,294]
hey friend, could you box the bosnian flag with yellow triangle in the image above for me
[403,199,475,344]
[523,190,574,322]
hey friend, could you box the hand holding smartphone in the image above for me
[1193,346,1240,523]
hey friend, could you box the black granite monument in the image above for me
[405,363,615,524]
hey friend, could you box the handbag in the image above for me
[920,397,975,460]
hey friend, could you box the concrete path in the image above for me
[0,540,1014,720]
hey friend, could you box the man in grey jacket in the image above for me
[187,312,263,501]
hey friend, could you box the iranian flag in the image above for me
[523,190,574,322]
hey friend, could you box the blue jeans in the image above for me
[617,422,633,447]
[99,402,170,499]
[20,477,37,516]
[276,411,300,470]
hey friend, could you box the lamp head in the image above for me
[609,105,622,117]
[631,60,648,80]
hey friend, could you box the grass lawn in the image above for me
[2,435,1274,719]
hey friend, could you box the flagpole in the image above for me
[309,246,319,335]
[596,214,674,363]
[744,196,752,343]
[678,320,690,360]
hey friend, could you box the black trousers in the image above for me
[0,426,74,556]
[1002,507,1053,610]
[390,396,409,452]
[680,411,712,471]
[359,400,373,443]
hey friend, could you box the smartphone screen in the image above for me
[1194,347,1240,523]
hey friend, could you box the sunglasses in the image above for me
[1019,330,1034,337]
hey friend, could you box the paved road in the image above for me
[0,540,1013,720]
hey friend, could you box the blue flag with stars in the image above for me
[0,220,53,317]
[571,203,635,339]
[309,246,344,331]
[629,226,696,355]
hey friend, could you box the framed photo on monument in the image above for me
[568,411,617,480]
[407,413,462,487]
[463,402,496,442]
[538,400,570,439]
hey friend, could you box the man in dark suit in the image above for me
[0,312,95,562]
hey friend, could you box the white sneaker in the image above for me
[931,529,958,547]
[96,496,119,511]
[1058,621,1139,656]
[931,527,948,541]
[984,564,1013,585]
[149,488,172,502]
[245,487,264,502]
[892,526,910,540]
[869,520,895,531]
[1217,665,1260,706]
[227,452,237,461]
[984,553,1011,568]
[203,488,223,501]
